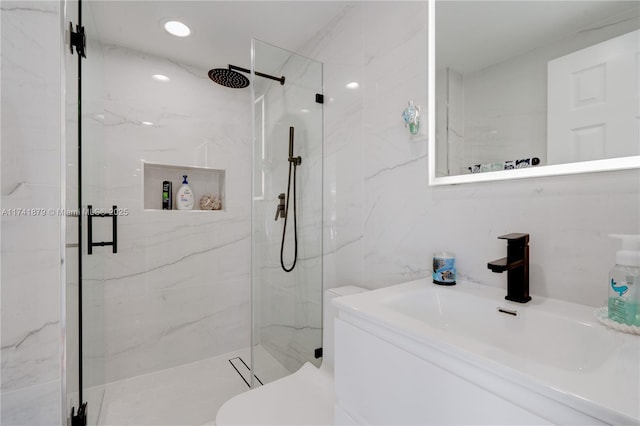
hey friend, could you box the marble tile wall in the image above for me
[96,45,252,383]
[1,1,63,424]
[303,1,639,308]
[305,2,367,291]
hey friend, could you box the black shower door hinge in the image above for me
[69,22,86,58]
[70,402,87,426]
[315,93,324,104]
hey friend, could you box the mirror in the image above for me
[428,0,640,185]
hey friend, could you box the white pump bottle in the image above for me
[176,175,194,210]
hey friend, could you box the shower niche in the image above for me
[143,162,225,211]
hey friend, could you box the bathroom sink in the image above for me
[381,282,616,372]
[334,279,640,424]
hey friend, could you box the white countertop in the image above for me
[334,278,640,425]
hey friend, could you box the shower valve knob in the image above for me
[290,156,302,166]
[275,193,286,220]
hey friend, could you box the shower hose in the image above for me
[281,127,300,272]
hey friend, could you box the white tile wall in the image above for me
[305,1,639,307]
[1,1,63,424]
[96,45,252,383]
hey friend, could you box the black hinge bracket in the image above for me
[87,205,118,255]
[315,94,324,104]
[70,22,86,58]
[71,402,87,426]
[314,347,323,359]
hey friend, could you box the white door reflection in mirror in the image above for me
[429,0,640,186]
[548,30,639,165]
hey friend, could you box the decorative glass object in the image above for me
[401,100,421,135]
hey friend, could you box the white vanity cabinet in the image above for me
[332,280,639,425]
[334,317,553,425]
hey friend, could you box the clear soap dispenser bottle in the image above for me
[608,234,640,326]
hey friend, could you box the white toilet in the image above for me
[216,286,367,425]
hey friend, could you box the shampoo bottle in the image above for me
[162,181,172,210]
[607,234,640,326]
[176,175,194,210]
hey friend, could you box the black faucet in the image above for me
[488,233,531,303]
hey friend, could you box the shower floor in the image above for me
[86,346,289,426]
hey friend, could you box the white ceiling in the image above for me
[87,1,639,79]
[437,1,639,74]
[87,1,349,72]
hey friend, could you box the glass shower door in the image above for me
[79,1,108,420]
[65,1,108,423]
[251,39,323,385]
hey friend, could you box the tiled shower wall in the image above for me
[96,45,252,383]
[308,1,639,307]
[1,2,63,424]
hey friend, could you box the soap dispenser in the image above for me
[607,234,640,326]
[176,175,194,210]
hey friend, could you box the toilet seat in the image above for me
[215,363,333,425]
[216,286,367,425]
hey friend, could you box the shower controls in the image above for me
[275,193,286,220]
[289,156,302,166]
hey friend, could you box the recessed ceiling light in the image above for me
[141,121,154,126]
[152,74,170,82]
[164,20,191,37]
[300,109,310,113]
[346,82,359,89]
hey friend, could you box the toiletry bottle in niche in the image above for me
[176,175,194,210]
[607,234,640,326]
[162,181,172,210]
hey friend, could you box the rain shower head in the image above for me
[208,67,250,89]
[208,65,285,88]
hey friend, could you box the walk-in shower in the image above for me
[64,2,324,424]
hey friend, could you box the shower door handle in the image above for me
[87,205,118,255]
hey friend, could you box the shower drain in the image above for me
[229,356,263,388]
